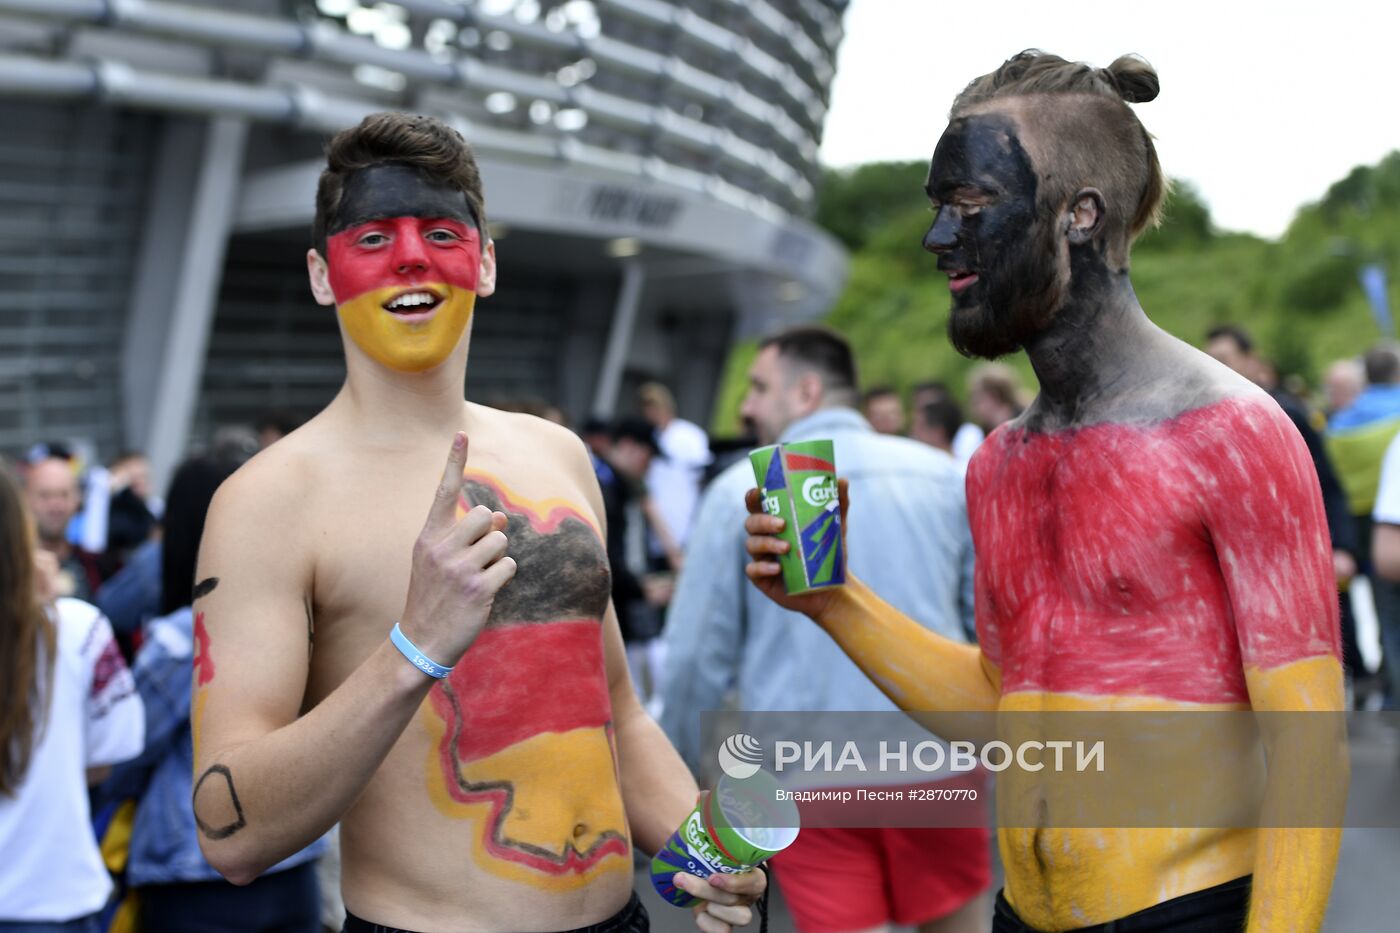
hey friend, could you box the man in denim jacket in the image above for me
[660,326,989,933]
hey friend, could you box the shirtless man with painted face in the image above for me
[744,53,1344,932]
[192,113,763,933]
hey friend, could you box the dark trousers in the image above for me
[992,876,1251,932]
[343,891,649,933]
[139,861,321,933]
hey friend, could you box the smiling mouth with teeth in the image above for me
[383,290,444,315]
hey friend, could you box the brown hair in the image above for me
[952,51,1168,268]
[759,325,860,398]
[312,112,486,253]
[0,467,56,797]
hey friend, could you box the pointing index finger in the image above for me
[427,432,468,533]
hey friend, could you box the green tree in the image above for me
[814,161,931,252]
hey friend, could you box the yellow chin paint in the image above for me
[337,283,475,373]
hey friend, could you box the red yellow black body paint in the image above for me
[970,397,1339,705]
[967,398,1342,930]
[422,473,630,891]
[192,611,214,762]
[816,397,1343,930]
[193,611,216,687]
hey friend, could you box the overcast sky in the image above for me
[818,0,1400,239]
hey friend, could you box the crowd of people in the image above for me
[0,48,1393,933]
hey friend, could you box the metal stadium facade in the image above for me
[0,0,849,488]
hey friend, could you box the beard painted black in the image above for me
[924,115,1069,359]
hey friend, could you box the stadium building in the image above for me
[0,0,849,488]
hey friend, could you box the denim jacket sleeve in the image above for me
[98,611,194,806]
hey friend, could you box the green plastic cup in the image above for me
[749,440,845,594]
[649,770,800,908]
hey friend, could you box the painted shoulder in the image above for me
[1166,390,1305,459]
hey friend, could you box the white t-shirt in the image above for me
[0,598,144,921]
[1375,433,1400,525]
[646,418,712,550]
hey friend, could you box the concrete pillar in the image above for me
[122,115,247,493]
[590,259,646,418]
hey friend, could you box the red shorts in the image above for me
[770,824,992,932]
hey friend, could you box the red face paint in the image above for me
[325,216,480,301]
[967,396,1339,705]
[325,216,483,373]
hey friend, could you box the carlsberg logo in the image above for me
[683,812,726,872]
[802,476,836,508]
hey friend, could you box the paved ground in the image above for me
[637,722,1400,932]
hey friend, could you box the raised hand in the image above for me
[399,432,517,666]
[743,477,849,619]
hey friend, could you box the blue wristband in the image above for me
[390,623,454,679]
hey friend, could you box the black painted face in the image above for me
[923,114,1065,359]
[328,162,477,237]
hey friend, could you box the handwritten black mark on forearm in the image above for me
[193,764,247,840]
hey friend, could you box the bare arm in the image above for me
[742,482,1001,733]
[1194,401,1347,932]
[193,434,515,884]
[1243,662,1346,933]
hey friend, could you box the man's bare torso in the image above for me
[261,401,633,931]
[966,368,1340,929]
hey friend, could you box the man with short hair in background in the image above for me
[1324,358,1365,418]
[913,381,983,464]
[661,325,988,933]
[861,385,905,435]
[24,455,103,601]
[912,396,967,461]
